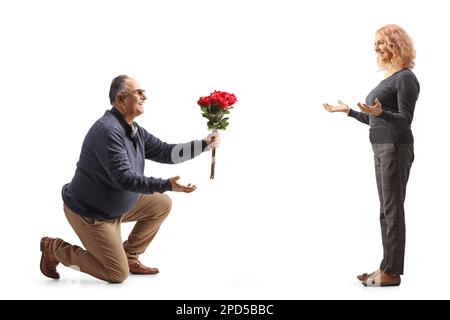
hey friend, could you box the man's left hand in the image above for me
[169,176,197,193]
[357,98,383,116]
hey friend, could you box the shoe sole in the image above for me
[130,269,159,275]
[362,282,400,287]
[362,277,401,287]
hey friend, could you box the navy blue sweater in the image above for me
[348,69,420,143]
[62,108,207,220]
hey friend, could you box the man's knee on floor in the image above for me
[105,264,129,284]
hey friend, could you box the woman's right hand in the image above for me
[323,100,350,114]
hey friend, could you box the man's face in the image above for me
[120,78,147,118]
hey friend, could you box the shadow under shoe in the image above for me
[40,237,60,279]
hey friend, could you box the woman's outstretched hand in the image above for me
[357,98,382,116]
[323,100,350,114]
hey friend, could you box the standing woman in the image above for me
[323,25,419,287]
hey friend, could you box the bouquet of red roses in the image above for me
[198,90,237,179]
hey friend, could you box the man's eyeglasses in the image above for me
[123,89,146,97]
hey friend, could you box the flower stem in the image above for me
[210,136,216,179]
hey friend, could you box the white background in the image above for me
[1,0,449,299]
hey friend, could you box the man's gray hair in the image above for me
[109,75,129,105]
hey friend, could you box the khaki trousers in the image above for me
[52,193,172,283]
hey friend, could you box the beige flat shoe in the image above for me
[362,271,401,287]
[357,269,382,282]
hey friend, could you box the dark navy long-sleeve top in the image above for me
[62,107,207,220]
[348,69,420,143]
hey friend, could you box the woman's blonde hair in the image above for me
[377,24,416,69]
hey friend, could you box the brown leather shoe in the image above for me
[40,237,60,279]
[129,261,159,275]
[362,271,401,287]
[357,269,382,281]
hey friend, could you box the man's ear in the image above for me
[117,94,125,105]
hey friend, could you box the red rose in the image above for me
[206,91,237,110]
[197,96,212,108]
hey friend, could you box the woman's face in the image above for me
[374,33,393,67]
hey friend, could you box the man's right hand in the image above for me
[323,100,350,114]
[169,176,197,193]
[205,132,221,149]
